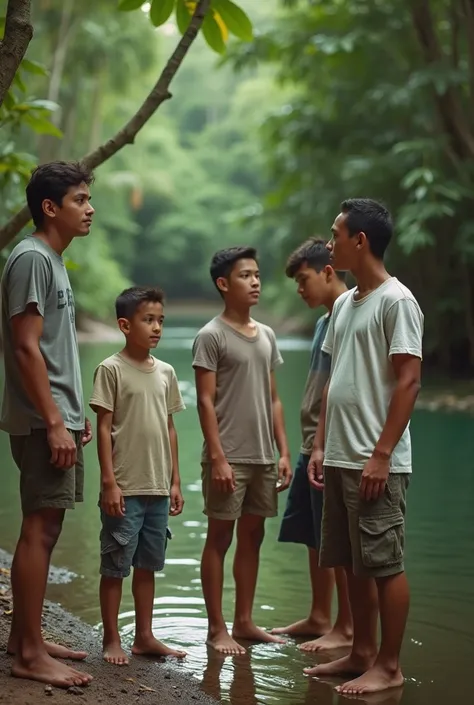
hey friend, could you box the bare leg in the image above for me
[304,568,377,678]
[201,519,244,655]
[11,509,92,688]
[232,514,284,644]
[300,566,353,652]
[8,610,87,660]
[337,572,408,694]
[272,548,333,637]
[100,576,128,665]
[131,568,186,658]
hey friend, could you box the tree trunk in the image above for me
[0,0,33,108]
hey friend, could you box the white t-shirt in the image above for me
[321,277,423,473]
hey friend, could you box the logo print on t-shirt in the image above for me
[57,288,75,323]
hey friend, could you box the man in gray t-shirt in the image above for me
[1,162,94,688]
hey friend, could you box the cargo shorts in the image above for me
[201,463,278,521]
[319,467,410,578]
[9,429,84,516]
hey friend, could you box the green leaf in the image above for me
[150,0,175,27]
[202,12,226,54]
[118,0,144,11]
[21,58,48,76]
[64,257,80,271]
[13,72,27,93]
[175,0,191,34]
[4,91,15,110]
[212,0,252,41]
[23,114,63,138]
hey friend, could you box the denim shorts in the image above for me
[278,453,323,550]
[100,495,171,578]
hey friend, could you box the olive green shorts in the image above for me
[201,463,278,521]
[9,429,84,516]
[320,467,410,578]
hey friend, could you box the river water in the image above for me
[0,322,473,705]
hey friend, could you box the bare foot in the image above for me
[7,640,87,661]
[233,622,285,644]
[336,664,404,694]
[270,617,330,637]
[12,652,92,688]
[132,635,186,659]
[206,630,246,656]
[299,627,353,653]
[103,642,129,666]
[304,653,374,678]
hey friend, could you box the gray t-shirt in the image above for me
[1,236,84,435]
[300,314,331,455]
[322,277,424,473]
[192,317,283,464]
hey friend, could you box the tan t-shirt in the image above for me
[192,317,283,464]
[89,353,185,495]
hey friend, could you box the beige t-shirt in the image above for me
[322,278,423,473]
[89,353,185,495]
[192,317,283,464]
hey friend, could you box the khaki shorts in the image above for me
[320,467,409,578]
[9,429,84,516]
[201,463,278,521]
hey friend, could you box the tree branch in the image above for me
[0,0,211,249]
[0,0,33,108]
[410,0,474,159]
[462,0,474,115]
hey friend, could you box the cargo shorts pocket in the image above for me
[359,511,405,568]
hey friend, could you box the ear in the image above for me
[324,264,334,281]
[356,231,368,250]
[42,199,57,219]
[216,276,229,294]
[117,317,130,335]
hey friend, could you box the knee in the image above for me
[238,521,265,549]
[21,516,63,551]
[206,526,234,555]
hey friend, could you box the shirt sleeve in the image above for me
[385,298,424,360]
[321,313,335,356]
[192,330,220,372]
[269,329,283,371]
[6,251,51,319]
[167,369,186,415]
[89,365,116,412]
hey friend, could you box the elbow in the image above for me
[13,340,38,365]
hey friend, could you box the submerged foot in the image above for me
[304,653,374,678]
[132,635,186,659]
[270,617,330,638]
[233,622,285,644]
[103,641,129,666]
[336,664,404,695]
[11,652,92,688]
[206,630,246,656]
[8,639,87,661]
[299,626,353,653]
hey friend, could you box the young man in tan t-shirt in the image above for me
[90,286,186,666]
[192,246,292,656]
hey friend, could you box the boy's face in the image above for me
[295,262,332,308]
[218,258,261,307]
[327,212,358,272]
[119,301,164,350]
[43,182,94,237]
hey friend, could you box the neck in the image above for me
[122,343,152,364]
[34,228,74,256]
[326,280,348,313]
[351,257,390,294]
[222,304,252,326]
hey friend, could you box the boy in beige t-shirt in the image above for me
[90,286,186,666]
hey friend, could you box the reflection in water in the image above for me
[0,332,473,705]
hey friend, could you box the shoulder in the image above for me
[315,313,330,333]
[5,239,51,272]
[256,322,277,342]
[332,289,353,316]
[94,354,121,377]
[193,318,225,345]
[382,279,423,315]
[154,358,176,378]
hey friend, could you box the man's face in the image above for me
[295,262,330,309]
[326,212,358,272]
[120,302,164,350]
[45,182,94,237]
[219,258,261,307]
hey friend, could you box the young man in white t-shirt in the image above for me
[305,199,423,695]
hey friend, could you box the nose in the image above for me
[326,240,333,252]
[87,203,95,216]
[297,283,304,295]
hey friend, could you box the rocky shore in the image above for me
[0,550,216,705]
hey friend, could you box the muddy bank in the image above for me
[0,551,217,705]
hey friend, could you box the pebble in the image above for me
[67,686,84,696]
[45,684,53,696]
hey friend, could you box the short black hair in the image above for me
[286,237,346,281]
[341,198,393,259]
[115,286,164,319]
[210,246,258,291]
[26,161,94,229]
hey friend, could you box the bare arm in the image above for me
[308,381,329,490]
[11,303,76,469]
[168,415,184,516]
[271,372,292,491]
[95,405,125,517]
[195,366,235,492]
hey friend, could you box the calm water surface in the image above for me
[0,322,473,705]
